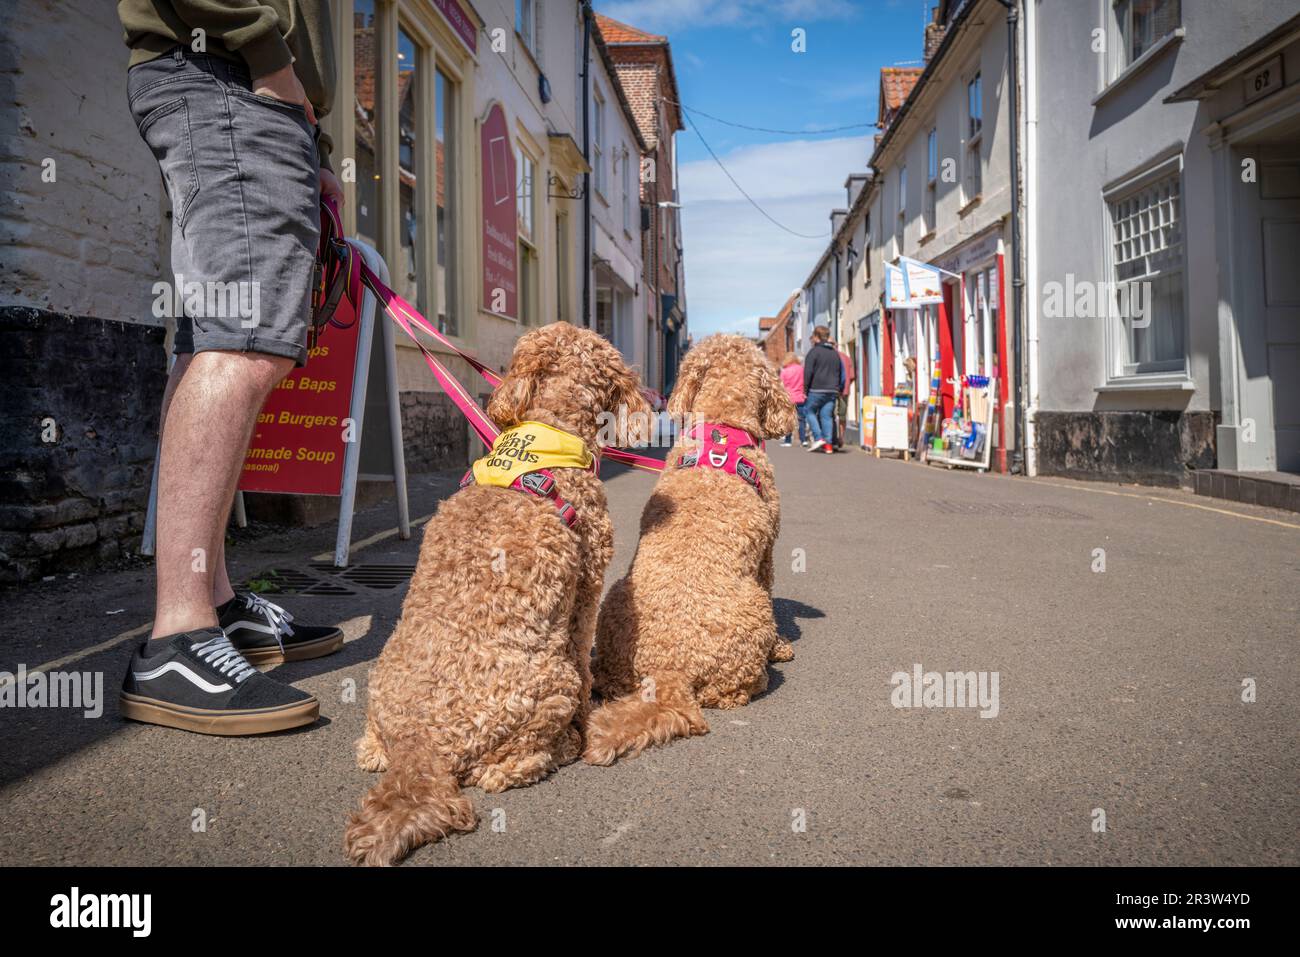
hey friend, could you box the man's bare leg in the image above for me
[151,350,292,639]
[155,354,240,613]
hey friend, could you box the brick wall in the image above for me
[0,308,167,583]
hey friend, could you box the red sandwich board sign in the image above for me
[238,296,361,496]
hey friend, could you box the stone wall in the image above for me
[0,308,167,583]
[1035,411,1218,488]
[399,391,473,473]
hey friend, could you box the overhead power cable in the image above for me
[685,118,830,241]
[667,98,877,136]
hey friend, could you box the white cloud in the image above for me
[678,135,872,339]
[680,134,870,203]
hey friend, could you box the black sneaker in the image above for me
[218,592,344,666]
[120,628,319,735]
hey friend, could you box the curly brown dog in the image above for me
[344,322,650,865]
[586,334,797,766]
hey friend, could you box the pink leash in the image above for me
[319,197,664,473]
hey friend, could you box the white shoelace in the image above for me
[243,593,296,652]
[191,634,257,684]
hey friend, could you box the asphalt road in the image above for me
[2,445,1297,866]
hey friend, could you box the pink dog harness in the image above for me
[677,423,762,492]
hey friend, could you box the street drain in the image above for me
[928,500,1090,520]
[243,567,356,596]
[338,563,417,590]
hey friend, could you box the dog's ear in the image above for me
[758,362,798,439]
[608,363,654,447]
[666,349,707,418]
[487,369,536,429]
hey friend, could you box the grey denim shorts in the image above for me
[127,47,320,365]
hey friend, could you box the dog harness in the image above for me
[677,423,762,492]
[459,421,594,528]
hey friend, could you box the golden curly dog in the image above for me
[344,322,650,866]
[586,334,797,766]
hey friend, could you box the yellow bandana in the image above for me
[470,421,593,488]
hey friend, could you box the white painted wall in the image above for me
[1031,0,1297,417]
[589,32,647,377]
[0,0,166,326]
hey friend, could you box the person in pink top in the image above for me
[779,353,807,447]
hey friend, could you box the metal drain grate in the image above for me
[928,500,1090,520]
[337,563,417,590]
[243,567,356,596]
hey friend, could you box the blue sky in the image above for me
[594,0,930,338]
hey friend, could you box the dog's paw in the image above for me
[355,731,389,772]
[769,637,795,662]
[582,741,619,766]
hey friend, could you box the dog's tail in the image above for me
[344,752,477,866]
[583,672,708,766]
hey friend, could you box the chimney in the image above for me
[845,173,870,207]
[923,5,947,64]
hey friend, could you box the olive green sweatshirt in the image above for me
[118,0,336,165]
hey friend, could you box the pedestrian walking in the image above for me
[802,326,844,454]
[115,0,346,735]
[779,353,807,447]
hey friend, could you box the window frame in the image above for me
[621,147,633,236]
[394,21,430,320]
[515,140,540,325]
[515,0,537,59]
[925,126,938,236]
[593,86,607,200]
[1112,0,1181,78]
[964,71,983,206]
[896,164,907,252]
[1101,152,1190,382]
[351,2,472,341]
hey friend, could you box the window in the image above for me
[555,213,569,323]
[965,73,982,203]
[1114,0,1180,72]
[1108,168,1185,375]
[396,27,423,313]
[596,288,612,342]
[516,147,538,325]
[621,148,633,234]
[353,1,379,251]
[925,127,937,235]
[518,241,537,325]
[516,0,536,58]
[965,263,999,378]
[435,68,457,335]
[896,165,907,249]
[863,212,872,282]
[593,88,607,198]
[515,147,534,241]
